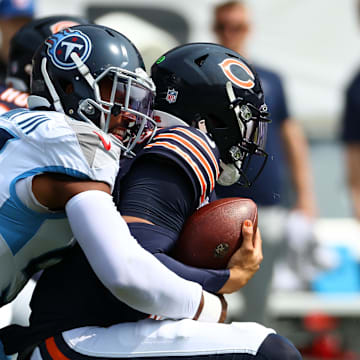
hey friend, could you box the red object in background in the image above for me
[309,334,342,359]
[303,312,338,332]
[300,312,358,359]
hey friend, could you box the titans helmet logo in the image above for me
[218,58,255,89]
[45,28,92,70]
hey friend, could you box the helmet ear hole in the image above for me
[194,54,208,67]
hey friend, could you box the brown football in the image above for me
[173,197,258,269]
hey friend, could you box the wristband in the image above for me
[197,291,222,322]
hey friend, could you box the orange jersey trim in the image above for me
[145,141,207,204]
[45,337,70,360]
[171,127,220,177]
[153,133,216,190]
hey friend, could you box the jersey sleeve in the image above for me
[8,110,121,190]
[138,126,220,206]
[128,223,230,293]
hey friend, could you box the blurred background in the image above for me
[2,0,360,358]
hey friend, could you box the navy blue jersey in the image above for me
[116,126,220,208]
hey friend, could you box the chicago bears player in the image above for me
[0,25,224,354]
[1,44,301,359]
[0,15,91,114]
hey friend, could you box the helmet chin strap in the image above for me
[41,57,64,113]
[195,117,242,186]
[217,160,241,186]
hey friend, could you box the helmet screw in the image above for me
[69,109,74,115]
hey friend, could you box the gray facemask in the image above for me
[217,160,242,186]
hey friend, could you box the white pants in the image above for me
[30,319,275,359]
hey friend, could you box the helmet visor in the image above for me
[95,69,156,155]
[111,80,154,122]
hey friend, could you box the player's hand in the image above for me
[218,220,263,294]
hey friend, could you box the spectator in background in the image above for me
[341,0,360,221]
[213,0,317,325]
[342,84,360,220]
[0,0,34,82]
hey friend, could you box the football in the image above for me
[173,197,258,269]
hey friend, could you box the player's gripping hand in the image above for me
[218,220,263,294]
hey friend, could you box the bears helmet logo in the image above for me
[218,58,255,89]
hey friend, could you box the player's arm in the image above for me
[345,144,360,220]
[31,173,221,321]
[281,118,317,218]
[150,221,261,294]
[119,155,260,294]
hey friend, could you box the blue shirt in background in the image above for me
[342,69,360,143]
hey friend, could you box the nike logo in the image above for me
[93,131,111,151]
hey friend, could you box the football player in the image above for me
[0,15,92,334]
[1,44,301,359]
[0,25,223,354]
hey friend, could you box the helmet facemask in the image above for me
[76,63,156,156]
[216,81,270,187]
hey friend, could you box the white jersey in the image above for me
[0,108,121,306]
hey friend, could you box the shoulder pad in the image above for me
[5,110,121,190]
[141,126,220,205]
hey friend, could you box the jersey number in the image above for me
[0,128,15,151]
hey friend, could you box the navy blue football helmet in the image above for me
[151,42,270,186]
[30,24,156,155]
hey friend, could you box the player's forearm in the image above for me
[65,190,203,319]
[346,144,360,220]
[282,119,316,217]
[155,253,229,293]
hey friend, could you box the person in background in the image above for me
[342,78,360,220]
[213,0,317,325]
[0,15,90,113]
[341,0,360,221]
[0,0,34,82]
